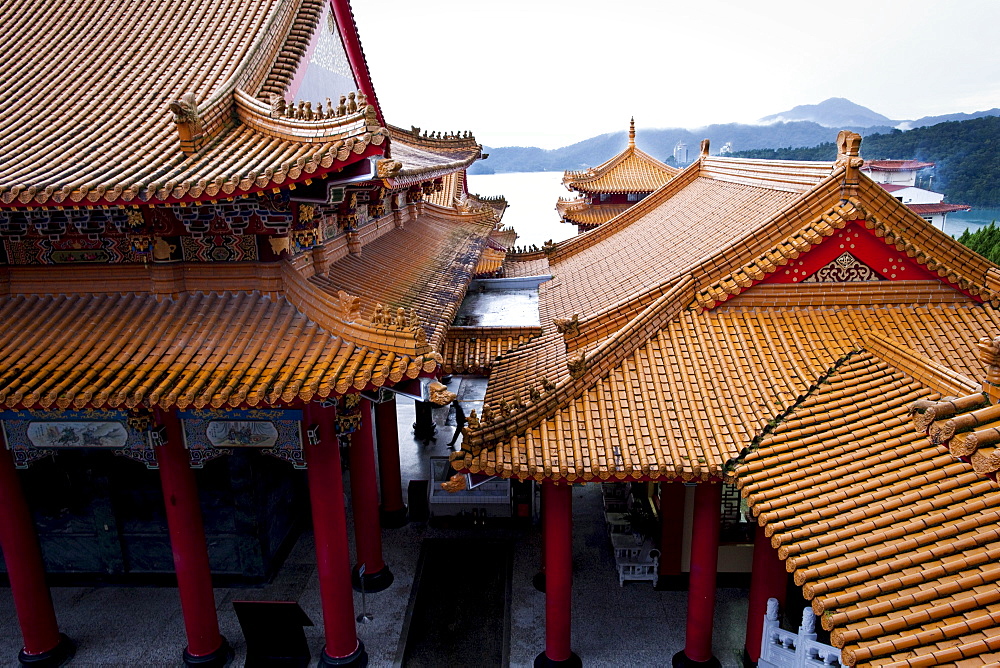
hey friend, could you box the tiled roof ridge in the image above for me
[184,0,309,141]
[736,352,1000,666]
[558,279,682,352]
[396,154,481,180]
[442,326,544,376]
[699,156,835,193]
[0,289,433,411]
[505,249,549,262]
[387,124,482,152]
[864,331,980,397]
[258,0,325,98]
[694,178,1000,309]
[562,145,679,192]
[235,89,382,143]
[1,118,388,208]
[724,350,861,476]
[547,160,703,264]
[562,145,636,185]
[693,177,849,308]
[455,275,695,464]
[557,200,631,229]
[281,261,436,358]
[0,0,395,208]
[910,333,1000,479]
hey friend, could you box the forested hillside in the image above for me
[472,121,888,175]
[732,116,1000,206]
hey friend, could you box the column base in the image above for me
[534,651,581,668]
[379,504,409,529]
[319,640,368,667]
[531,571,546,592]
[351,564,394,593]
[672,650,721,668]
[18,635,75,667]
[182,636,233,667]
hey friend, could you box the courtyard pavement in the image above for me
[0,377,748,666]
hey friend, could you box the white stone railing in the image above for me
[758,598,845,668]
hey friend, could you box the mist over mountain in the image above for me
[471,99,1000,175]
[758,97,894,128]
[473,121,890,174]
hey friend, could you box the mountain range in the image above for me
[471,98,1000,175]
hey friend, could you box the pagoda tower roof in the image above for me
[561,119,679,195]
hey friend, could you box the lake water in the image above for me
[944,208,1000,237]
[468,170,999,246]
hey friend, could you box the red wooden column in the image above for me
[657,481,686,588]
[673,482,722,668]
[535,481,581,668]
[0,447,74,666]
[744,523,787,664]
[349,397,394,592]
[303,402,368,667]
[374,396,408,528]
[155,409,231,666]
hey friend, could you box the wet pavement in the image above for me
[0,376,748,666]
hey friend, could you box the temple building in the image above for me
[0,0,504,666]
[861,159,935,187]
[556,119,678,232]
[449,133,1000,666]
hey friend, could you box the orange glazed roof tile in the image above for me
[456,133,1000,484]
[309,203,498,350]
[910,335,1000,482]
[453,302,1000,482]
[562,121,679,194]
[449,132,1000,666]
[383,126,483,190]
[0,0,391,207]
[734,346,1000,667]
[556,200,631,228]
[0,290,435,411]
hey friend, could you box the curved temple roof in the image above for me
[0,0,388,207]
[456,136,1000,482]
[451,132,1000,666]
[561,120,679,194]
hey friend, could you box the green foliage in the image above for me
[956,221,1000,263]
[733,115,1000,207]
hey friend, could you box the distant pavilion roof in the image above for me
[863,159,935,172]
[908,202,972,215]
[561,119,679,195]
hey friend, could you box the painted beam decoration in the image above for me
[179,409,305,468]
[0,409,156,468]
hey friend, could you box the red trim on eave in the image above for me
[704,219,984,308]
[330,0,385,127]
[760,220,940,284]
[0,145,385,210]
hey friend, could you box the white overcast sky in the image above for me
[351,1,1000,150]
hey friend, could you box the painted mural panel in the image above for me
[26,421,128,448]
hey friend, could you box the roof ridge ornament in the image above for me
[979,336,1000,401]
[629,117,636,148]
[700,138,710,158]
[835,130,864,196]
[168,93,206,155]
